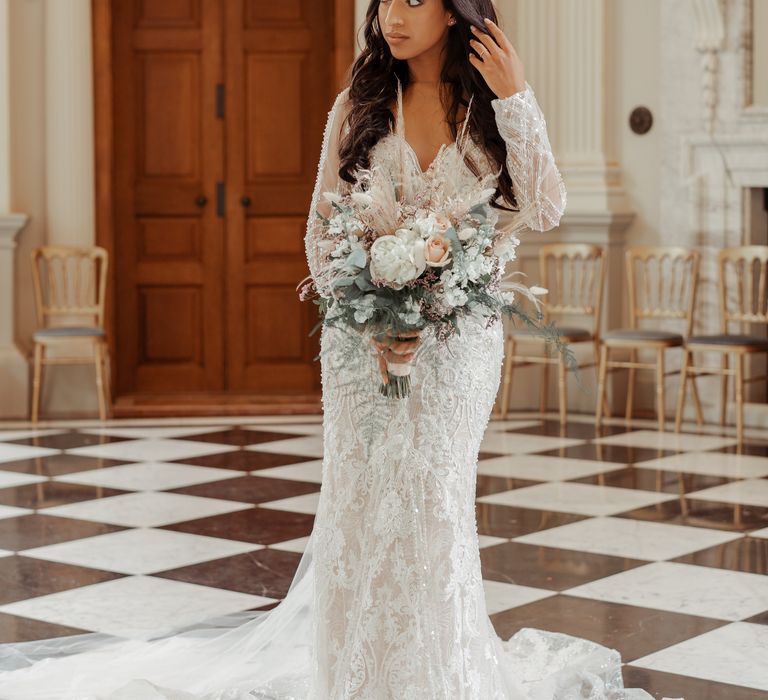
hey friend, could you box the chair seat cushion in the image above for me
[687,334,768,350]
[602,329,683,345]
[34,326,105,340]
[508,325,592,341]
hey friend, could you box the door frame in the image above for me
[91,0,356,406]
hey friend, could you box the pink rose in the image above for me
[424,234,452,268]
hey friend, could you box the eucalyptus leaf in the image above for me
[355,274,377,292]
[333,276,357,287]
[348,248,367,268]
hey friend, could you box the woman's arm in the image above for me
[466,19,565,232]
[491,81,567,232]
[303,87,352,298]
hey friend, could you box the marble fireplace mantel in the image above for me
[679,133,768,427]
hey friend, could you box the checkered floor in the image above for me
[0,416,767,699]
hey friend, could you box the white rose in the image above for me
[458,226,477,241]
[369,229,426,288]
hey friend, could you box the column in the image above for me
[0,0,8,212]
[0,0,30,419]
[512,0,633,217]
[45,0,95,246]
[36,0,101,418]
[498,0,634,413]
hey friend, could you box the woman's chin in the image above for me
[388,44,414,60]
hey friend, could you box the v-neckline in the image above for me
[400,137,455,176]
[394,79,473,177]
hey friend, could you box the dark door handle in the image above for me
[241,196,252,207]
[195,195,207,207]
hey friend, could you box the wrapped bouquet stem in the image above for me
[382,352,412,399]
[369,328,426,399]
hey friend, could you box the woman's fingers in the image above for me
[482,18,514,53]
[470,25,500,58]
[375,332,421,354]
[373,338,411,354]
[385,330,421,340]
[371,328,421,386]
[469,39,488,62]
[377,353,389,383]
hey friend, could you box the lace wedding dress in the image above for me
[0,81,675,700]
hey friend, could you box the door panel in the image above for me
[224,0,334,392]
[113,0,224,393]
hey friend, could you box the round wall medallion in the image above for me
[629,106,653,135]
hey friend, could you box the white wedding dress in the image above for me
[0,82,675,700]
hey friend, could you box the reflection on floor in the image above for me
[0,415,766,699]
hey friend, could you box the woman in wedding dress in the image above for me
[0,2,679,699]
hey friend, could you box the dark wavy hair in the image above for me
[337,0,517,212]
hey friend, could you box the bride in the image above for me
[0,1,678,698]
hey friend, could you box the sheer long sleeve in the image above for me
[491,81,566,232]
[302,87,352,299]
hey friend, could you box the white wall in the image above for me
[615,0,662,251]
[755,0,768,106]
[610,0,664,413]
[0,0,10,214]
[8,0,99,419]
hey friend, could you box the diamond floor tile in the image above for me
[631,622,768,692]
[66,439,239,463]
[477,481,677,516]
[0,575,275,641]
[20,527,263,575]
[565,561,768,621]
[40,491,253,527]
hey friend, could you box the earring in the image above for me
[448,17,456,25]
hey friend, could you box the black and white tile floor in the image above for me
[0,415,766,699]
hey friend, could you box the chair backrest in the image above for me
[31,246,109,328]
[718,246,768,333]
[538,244,606,337]
[625,246,700,335]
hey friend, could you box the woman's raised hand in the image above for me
[468,18,526,99]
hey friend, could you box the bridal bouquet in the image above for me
[298,163,574,399]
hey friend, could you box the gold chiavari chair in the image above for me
[30,246,111,421]
[499,244,607,425]
[675,246,768,443]
[596,247,701,432]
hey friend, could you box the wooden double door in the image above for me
[101,0,351,399]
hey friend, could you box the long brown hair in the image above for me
[338,0,518,212]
